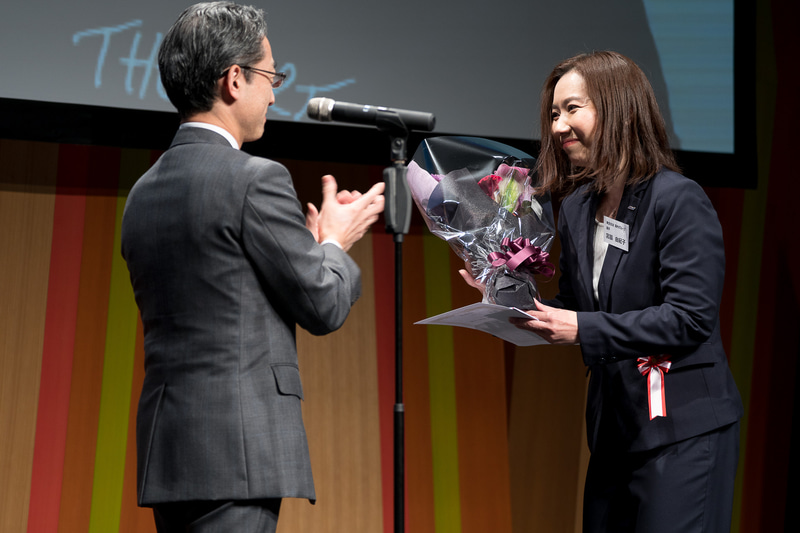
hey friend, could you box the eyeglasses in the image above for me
[221,65,286,88]
[242,66,287,88]
[219,66,286,88]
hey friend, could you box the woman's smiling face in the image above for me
[550,70,597,168]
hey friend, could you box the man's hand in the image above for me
[305,202,320,242]
[315,175,385,251]
[306,187,364,241]
[509,300,580,345]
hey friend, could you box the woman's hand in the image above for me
[509,299,579,345]
[458,260,485,298]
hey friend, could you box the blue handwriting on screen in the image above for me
[73,20,355,120]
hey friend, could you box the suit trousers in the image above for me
[583,421,740,533]
[153,498,281,533]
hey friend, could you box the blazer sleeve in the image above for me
[239,158,361,336]
[575,176,726,361]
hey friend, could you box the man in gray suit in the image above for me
[120,3,385,531]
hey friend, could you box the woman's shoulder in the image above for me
[647,168,704,196]
[645,168,716,220]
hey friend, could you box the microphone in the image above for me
[306,97,436,132]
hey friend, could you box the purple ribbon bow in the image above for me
[487,237,555,278]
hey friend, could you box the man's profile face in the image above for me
[239,37,276,143]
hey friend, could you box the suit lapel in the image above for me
[597,180,650,310]
[571,190,599,311]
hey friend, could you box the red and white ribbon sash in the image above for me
[637,355,672,420]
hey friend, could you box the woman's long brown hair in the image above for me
[536,51,679,197]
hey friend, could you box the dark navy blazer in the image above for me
[547,169,743,453]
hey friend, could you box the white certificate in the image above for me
[415,303,549,346]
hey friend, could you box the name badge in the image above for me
[603,216,629,252]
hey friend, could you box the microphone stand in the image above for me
[377,111,412,533]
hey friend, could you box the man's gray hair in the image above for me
[158,2,268,119]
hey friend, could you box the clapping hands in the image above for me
[306,175,385,251]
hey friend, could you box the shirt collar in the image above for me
[180,122,239,149]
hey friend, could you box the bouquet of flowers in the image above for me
[407,136,555,308]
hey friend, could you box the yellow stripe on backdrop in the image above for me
[88,149,152,532]
[422,233,462,533]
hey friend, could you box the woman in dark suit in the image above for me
[506,51,743,532]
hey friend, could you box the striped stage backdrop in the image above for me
[0,132,789,533]
[2,5,798,524]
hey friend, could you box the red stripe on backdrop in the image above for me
[372,232,397,533]
[448,253,513,533]
[403,233,435,533]
[704,187,745,356]
[57,146,121,533]
[27,145,87,533]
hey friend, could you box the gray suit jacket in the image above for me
[546,169,743,454]
[121,127,361,505]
